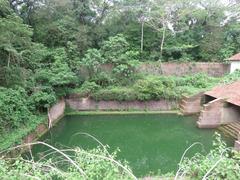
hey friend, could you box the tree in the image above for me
[81,48,104,79]
[0,87,33,129]
[101,34,130,63]
[0,0,32,67]
[0,0,33,87]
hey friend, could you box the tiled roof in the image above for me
[229,53,240,61]
[205,81,240,106]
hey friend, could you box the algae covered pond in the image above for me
[32,113,233,177]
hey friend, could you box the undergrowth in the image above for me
[72,71,240,102]
[0,115,46,151]
[177,133,240,180]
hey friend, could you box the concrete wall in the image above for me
[79,62,230,79]
[66,97,178,111]
[222,104,240,124]
[23,100,65,144]
[197,98,225,128]
[235,140,240,151]
[48,99,66,124]
[138,62,230,77]
[197,98,240,128]
[235,132,240,151]
[230,61,240,73]
[180,92,203,115]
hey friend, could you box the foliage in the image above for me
[222,70,240,84]
[28,87,57,111]
[101,34,130,63]
[49,58,78,88]
[89,74,220,101]
[91,71,114,87]
[2,0,240,174]
[0,146,134,179]
[81,48,104,78]
[0,66,26,88]
[93,87,137,101]
[98,34,140,82]
[72,81,101,97]
[0,87,34,129]
[0,115,45,151]
[179,133,240,180]
[21,43,51,70]
[0,12,32,66]
[33,48,78,96]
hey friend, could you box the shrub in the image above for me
[81,48,104,78]
[222,70,240,84]
[0,87,35,129]
[91,71,114,87]
[28,87,57,111]
[0,146,134,179]
[113,64,134,78]
[92,87,137,101]
[179,133,240,180]
[133,78,165,99]
[179,74,217,88]
[73,81,101,97]
[101,34,130,63]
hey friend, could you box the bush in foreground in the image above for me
[178,133,240,180]
[0,144,135,180]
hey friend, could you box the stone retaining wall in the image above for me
[23,99,66,144]
[197,98,225,128]
[180,92,204,115]
[66,97,178,111]
[79,62,230,79]
[138,62,230,77]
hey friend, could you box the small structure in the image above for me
[197,81,240,150]
[197,81,240,128]
[229,53,240,73]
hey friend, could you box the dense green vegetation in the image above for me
[0,146,135,179]
[179,133,240,179]
[1,0,240,178]
[73,71,240,101]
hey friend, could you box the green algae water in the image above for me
[32,113,233,177]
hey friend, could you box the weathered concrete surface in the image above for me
[234,140,240,151]
[180,92,204,115]
[66,97,178,111]
[197,98,225,128]
[222,104,240,124]
[198,96,240,128]
[138,62,230,77]
[79,62,230,79]
[48,98,66,126]
[23,100,65,144]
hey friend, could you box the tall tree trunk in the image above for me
[159,26,166,74]
[48,108,52,129]
[7,53,10,67]
[141,21,144,53]
[160,26,166,59]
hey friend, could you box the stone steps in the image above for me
[179,92,203,115]
[179,98,194,114]
[218,122,240,139]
